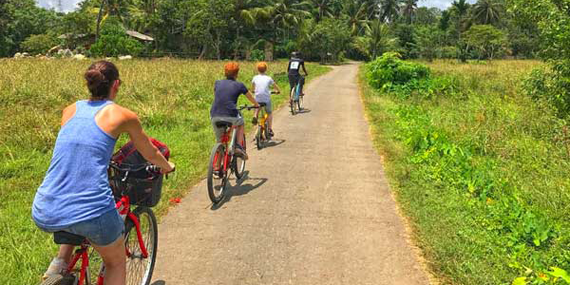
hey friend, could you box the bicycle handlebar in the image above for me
[109,162,174,174]
[238,105,259,111]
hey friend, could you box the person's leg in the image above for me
[57,245,74,263]
[43,245,75,279]
[91,237,126,285]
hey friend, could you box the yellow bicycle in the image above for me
[255,102,272,150]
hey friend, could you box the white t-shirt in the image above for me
[252,74,275,103]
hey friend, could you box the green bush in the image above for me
[21,34,58,55]
[366,52,430,90]
[249,49,264,62]
[523,64,570,119]
[90,20,143,57]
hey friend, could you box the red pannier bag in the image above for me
[109,138,170,207]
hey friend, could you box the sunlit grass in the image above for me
[0,58,330,284]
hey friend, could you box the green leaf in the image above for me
[547,267,570,283]
[512,277,527,285]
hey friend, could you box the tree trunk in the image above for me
[95,0,106,41]
[264,41,274,61]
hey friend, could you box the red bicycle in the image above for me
[207,105,258,204]
[41,162,163,285]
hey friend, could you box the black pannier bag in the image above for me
[109,138,170,207]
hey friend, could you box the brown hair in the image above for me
[84,61,119,99]
[224,62,240,79]
[257,62,268,73]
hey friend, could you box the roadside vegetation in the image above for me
[0,59,330,284]
[361,53,570,284]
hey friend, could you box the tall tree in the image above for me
[401,0,418,24]
[380,0,401,23]
[342,0,370,36]
[472,0,503,25]
[309,0,334,22]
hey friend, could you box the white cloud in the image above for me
[36,0,477,14]
[419,0,477,10]
[36,0,81,13]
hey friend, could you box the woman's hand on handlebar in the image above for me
[161,161,175,174]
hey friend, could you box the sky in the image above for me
[36,0,477,13]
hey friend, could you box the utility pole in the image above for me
[57,0,63,12]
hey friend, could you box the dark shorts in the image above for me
[288,74,305,91]
[36,209,125,246]
[211,116,244,142]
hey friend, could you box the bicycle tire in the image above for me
[256,125,262,150]
[290,89,296,115]
[297,95,303,111]
[234,134,247,179]
[207,143,228,204]
[265,120,271,140]
[125,206,158,285]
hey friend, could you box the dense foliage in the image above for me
[364,60,570,284]
[0,0,542,61]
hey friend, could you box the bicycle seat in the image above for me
[54,231,85,245]
[215,121,233,128]
[259,102,267,107]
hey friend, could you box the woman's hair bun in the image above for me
[84,69,107,89]
[84,61,119,99]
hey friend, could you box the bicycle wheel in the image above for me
[208,143,228,203]
[290,89,296,115]
[125,206,158,285]
[265,120,272,140]
[297,94,303,111]
[234,134,246,179]
[256,125,262,150]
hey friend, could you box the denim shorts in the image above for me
[260,101,272,114]
[38,209,125,246]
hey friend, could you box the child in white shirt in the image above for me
[252,62,281,136]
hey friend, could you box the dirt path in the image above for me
[152,63,430,284]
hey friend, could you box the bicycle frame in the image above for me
[63,195,149,285]
[215,125,239,174]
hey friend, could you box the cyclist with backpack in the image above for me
[288,51,309,104]
[32,61,175,284]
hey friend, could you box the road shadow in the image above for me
[258,139,286,150]
[151,281,166,285]
[210,171,267,210]
[296,108,312,115]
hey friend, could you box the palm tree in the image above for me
[95,0,129,40]
[255,0,311,60]
[472,0,503,25]
[401,0,418,24]
[309,0,334,22]
[379,0,401,23]
[366,19,397,59]
[343,0,370,36]
[127,0,158,32]
[451,0,470,19]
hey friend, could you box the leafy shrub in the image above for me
[21,33,58,55]
[366,52,430,90]
[90,19,143,57]
[249,49,264,62]
[523,64,570,119]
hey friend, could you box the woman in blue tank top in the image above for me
[32,61,175,284]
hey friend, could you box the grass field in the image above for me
[0,58,330,284]
[360,60,570,284]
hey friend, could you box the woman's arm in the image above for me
[119,109,174,173]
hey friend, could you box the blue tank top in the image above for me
[32,100,117,230]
